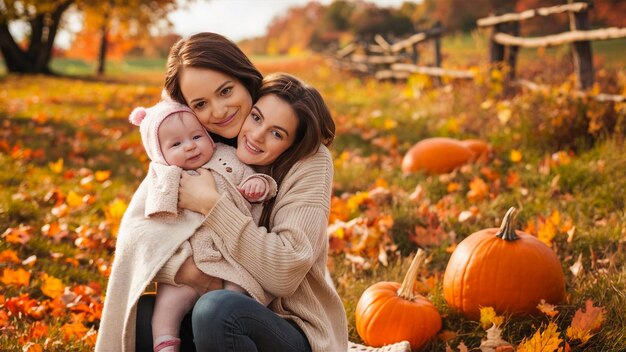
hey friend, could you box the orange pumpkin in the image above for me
[443,207,566,320]
[401,137,475,174]
[460,139,490,159]
[355,250,442,350]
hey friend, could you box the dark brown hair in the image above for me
[164,32,263,106]
[258,73,335,228]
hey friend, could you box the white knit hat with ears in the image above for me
[129,100,211,165]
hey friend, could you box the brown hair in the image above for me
[258,73,335,228]
[164,32,263,106]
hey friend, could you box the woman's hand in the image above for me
[179,168,221,215]
[175,257,224,295]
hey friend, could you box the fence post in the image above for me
[489,21,505,64]
[432,21,443,86]
[411,43,420,65]
[506,21,520,82]
[569,0,594,89]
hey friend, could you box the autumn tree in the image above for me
[350,4,414,41]
[265,2,325,55]
[0,0,177,75]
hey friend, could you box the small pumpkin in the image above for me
[401,137,475,175]
[355,249,442,350]
[443,207,566,320]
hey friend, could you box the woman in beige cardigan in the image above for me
[97,32,347,352]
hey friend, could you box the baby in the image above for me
[129,100,276,352]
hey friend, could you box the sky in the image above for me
[9,0,411,49]
[168,0,410,42]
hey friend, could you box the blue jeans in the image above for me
[136,290,312,352]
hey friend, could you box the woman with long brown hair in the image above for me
[96,32,347,352]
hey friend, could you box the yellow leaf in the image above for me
[517,321,563,352]
[510,149,522,163]
[346,192,369,213]
[538,221,557,247]
[48,158,64,174]
[1,268,31,288]
[105,198,128,237]
[66,191,83,207]
[383,118,397,130]
[480,306,504,329]
[94,170,111,182]
[40,273,65,299]
[548,210,561,226]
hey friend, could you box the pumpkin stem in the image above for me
[397,249,426,301]
[496,207,520,241]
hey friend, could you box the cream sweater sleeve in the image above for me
[202,146,333,297]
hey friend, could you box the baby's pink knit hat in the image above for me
[129,100,196,165]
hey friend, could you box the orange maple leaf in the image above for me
[517,321,563,352]
[2,225,33,245]
[0,309,9,328]
[0,249,21,263]
[467,177,489,202]
[537,299,559,319]
[329,196,351,223]
[566,299,606,345]
[61,321,89,341]
[1,267,31,288]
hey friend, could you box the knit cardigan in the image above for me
[96,145,348,352]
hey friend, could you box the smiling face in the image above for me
[179,66,252,139]
[158,112,214,170]
[236,94,298,166]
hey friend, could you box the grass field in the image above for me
[0,36,625,351]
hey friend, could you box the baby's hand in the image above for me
[239,178,267,202]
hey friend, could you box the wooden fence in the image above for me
[333,1,626,102]
[333,22,471,84]
[479,1,626,90]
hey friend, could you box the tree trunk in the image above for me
[97,22,108,75]
[0,24,30,72]
[97,1,113,76]
[0,0,73,74]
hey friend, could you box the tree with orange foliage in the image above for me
[0,0,177,75]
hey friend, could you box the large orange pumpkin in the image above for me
[401,137,475,174]
[355,250,442,350]
[443,207,566,320]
